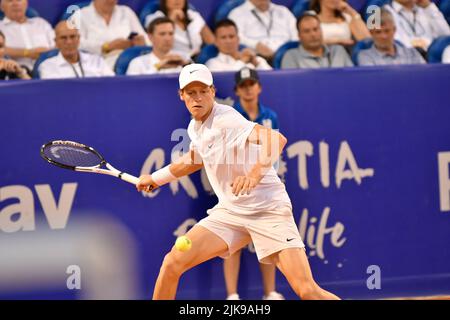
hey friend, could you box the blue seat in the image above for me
[428,36,450,63]
[214,0,245,24]
[362,0,391,21]
[291,0,311,18]
[351,38,374,65]
[114,46,153,75]
[439,0,450,24]
[196,43,246,64]
[0,7,40,20]
[139,0,160,27]
[273,41,300,69]
[31,49,60,79]
[60,1,91,21]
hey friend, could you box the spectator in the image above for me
[144,0,215,58]
[358,9,425,66]
[228,0,298,61]
[206,19,271,72]
[384,0,450,52]
[310,0,371,47]
[0,0,54,71]
[224,67,283,301]
[38,21,114,79]
[281,12,353,68]
[0,30,30,80]
[78,0,149,69]
[443,45,450,63]
[127,17,190,75]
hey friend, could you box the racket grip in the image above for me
[120,172,140,185]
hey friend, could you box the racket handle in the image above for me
[119,172,140,185]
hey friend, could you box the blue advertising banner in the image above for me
[1,65,450,299]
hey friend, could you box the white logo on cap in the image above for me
[241,68,251,79]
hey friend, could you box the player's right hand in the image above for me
[136,174,159,193]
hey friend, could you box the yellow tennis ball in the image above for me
[175,236,192,252]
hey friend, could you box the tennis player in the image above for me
[136,63,340,300]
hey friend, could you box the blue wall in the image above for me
[1,65,450,299]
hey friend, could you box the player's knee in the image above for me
[160,251,188,279]
[294,281,318,300]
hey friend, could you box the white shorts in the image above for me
[197,206,305,264]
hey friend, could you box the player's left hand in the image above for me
[231,175,260,196]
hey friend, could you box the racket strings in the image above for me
[43,144,102,167]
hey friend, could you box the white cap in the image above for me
[179,63,213,89]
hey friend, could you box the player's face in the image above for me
[370,22,395,50]
[215,26,240,56]
[1,0,27,22]
[299,17,323,51]
[235,80,262,102]
[179,82,216,122]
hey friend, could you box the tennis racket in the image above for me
[40,140,145,188]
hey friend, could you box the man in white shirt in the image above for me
[127,17,190,76]
[206,19,272,72]
[78,0,150,69]
[384,0,450,51]
[136,63,340,300]
[0,0,54,70]
[38,21,114,79]
[228,0,298,60]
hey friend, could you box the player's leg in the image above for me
[153,225,228,300]
[223,249,242,299]
[273,248,340,300]
[259,262,284,299]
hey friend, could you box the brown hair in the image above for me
[160,0,192,27]
[148,16,174,34]
[309,0,345,20]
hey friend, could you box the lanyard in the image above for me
[251,9,273,37]
[393,5,424,36]
[69,59,85,78]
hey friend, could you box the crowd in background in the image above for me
[0,0,449,80]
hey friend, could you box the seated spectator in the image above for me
[281,12,353,68]
[127,17,190,75]
[0,31,30,80]
[38,21,114,79]
[443,45,450,63]
[0,0,54,71]
[224,67,283,301]
[358,9,425,66]
[78,0,150,69]
[206,19,271,72]
[228,0,298,60]
[384,0,450,52]
[144,0,215,58]
[310,0,371,47]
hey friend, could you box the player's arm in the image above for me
[136,149,203,192]
[231,124,287,196]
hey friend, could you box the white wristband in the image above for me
[151,165,177,186]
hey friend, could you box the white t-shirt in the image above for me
[320,13,352,43]
[78,2,149,55]
[206,52,272,72]
[228,0,298,52]
[126,51,188,75]
[187,103,292,215]
[38,51,114,79]
[0,16,55,70]
[145,9,206,57]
